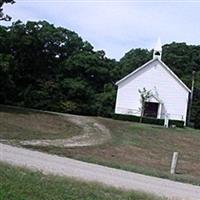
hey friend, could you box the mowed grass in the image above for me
[0,106,81,140]
[0,162,164,200]
[27,118,200,185]
[1,105,200,185]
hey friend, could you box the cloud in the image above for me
[1,1,200,59]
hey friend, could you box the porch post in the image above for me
[157,103,162,119]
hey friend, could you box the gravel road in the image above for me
[1,143,200,200]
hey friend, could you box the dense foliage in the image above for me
[0,21,199,128]
[0,0,15,21]
[0,21,118,117]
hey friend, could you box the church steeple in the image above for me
[153,37,162,60]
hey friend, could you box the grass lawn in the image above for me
[0,162,164,200]
[1,105,200,185]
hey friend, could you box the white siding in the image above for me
[115,60,189,123]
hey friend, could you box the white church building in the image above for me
[115,39,191,125]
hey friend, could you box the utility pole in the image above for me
[187,71,195,126]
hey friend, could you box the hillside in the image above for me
[0,106,200,185]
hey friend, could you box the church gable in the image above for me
[116,58,190,93]
[117,59,187,96]
[115,39,190,124]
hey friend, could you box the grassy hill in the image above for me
[0,105,200,185]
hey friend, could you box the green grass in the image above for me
[27,117,200,185]
[0,162,164,200]
[1,105,200,185]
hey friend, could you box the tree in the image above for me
[138,88,152,123]
[0,0,15,21]
[0,20,118,115]
[0,20,199,128]
[95,83,116,117]
[119,48,152,78]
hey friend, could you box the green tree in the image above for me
[138,88,152,123]
[0,20,199,128]
[0,0,15,21]
[119,48,152,78]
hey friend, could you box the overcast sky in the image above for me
[1,0,200,60]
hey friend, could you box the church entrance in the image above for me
[144,102,159,118]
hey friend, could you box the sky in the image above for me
[1,0,200,60]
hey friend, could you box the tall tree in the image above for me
[0,0,15,21]
[0,20,199,128]
[119,48,152,78]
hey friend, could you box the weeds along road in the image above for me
[1,143,200,200]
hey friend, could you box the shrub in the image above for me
[49,101,81,114]
[112,114,164,126]
[169,120,184,128]
[142,117,164,126]
[112,113,140,122]
[112,114,186,128]
[194,111,200,129]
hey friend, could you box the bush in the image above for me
[142,117,164,126]
[112,114,164,126]
[194,111,200,129]
[49,101,81,114]
[169,119,184,128]
[112,114,186,127]
[112,114,140,122]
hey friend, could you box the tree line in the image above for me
[0,21,199,128]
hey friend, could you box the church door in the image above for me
[144,102,159,118]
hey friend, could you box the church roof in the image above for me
[115,57,191,93]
